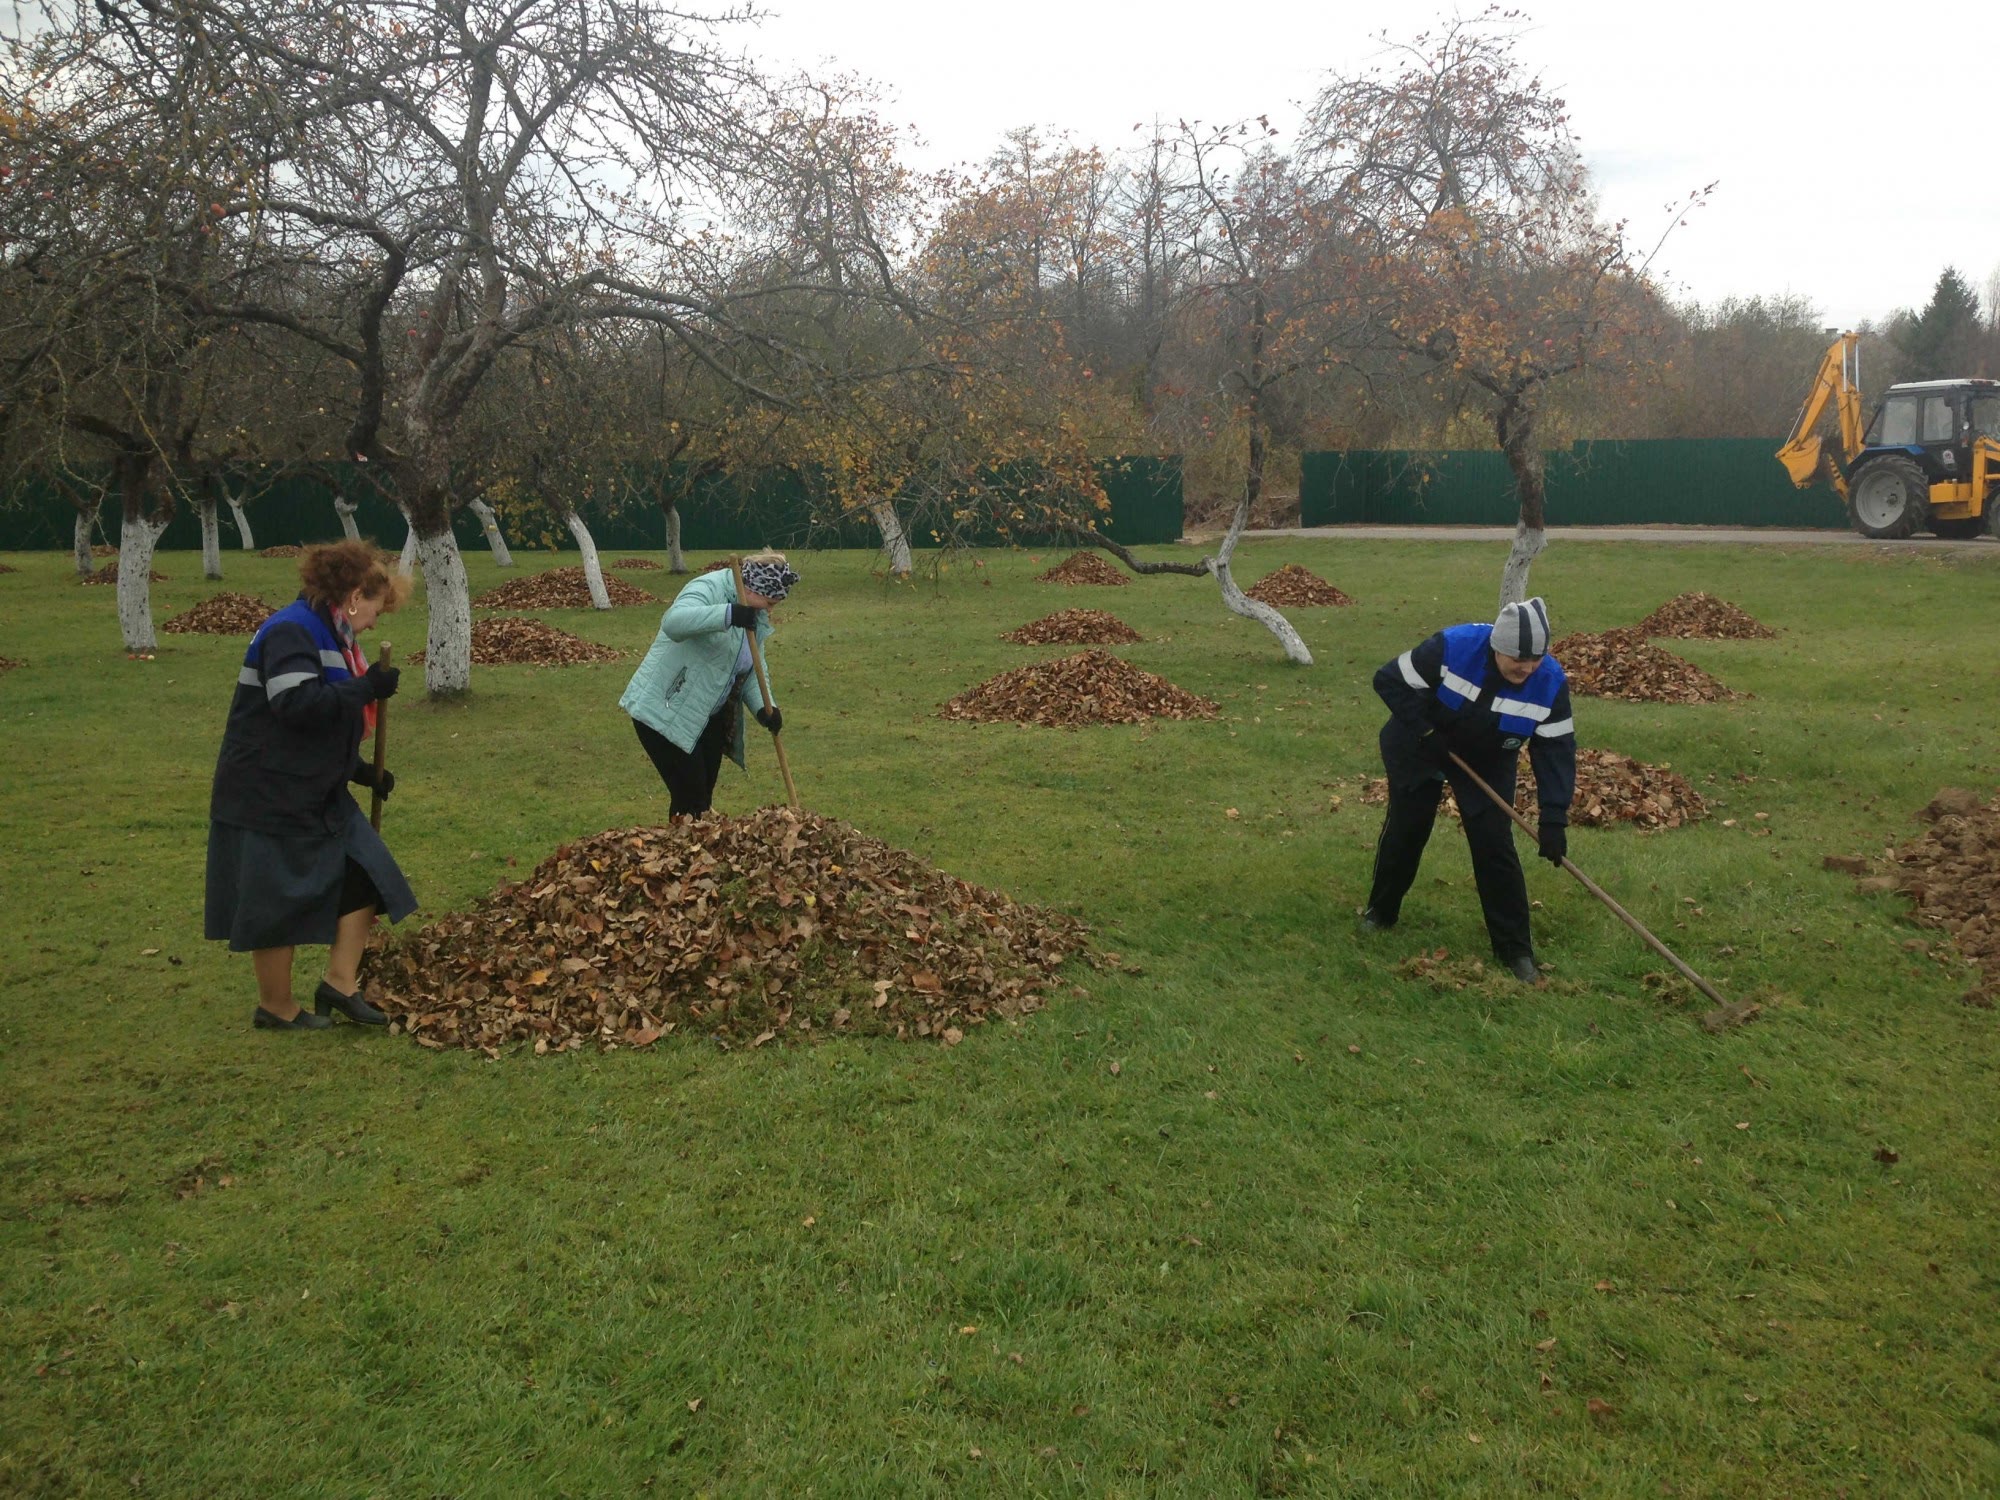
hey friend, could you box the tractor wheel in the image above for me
[1847,456,1930,539]
[1931,517,1982,539]
[1987,497,2000,540]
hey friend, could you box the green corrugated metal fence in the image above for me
[0,457,1183,552]
[1301,439,1846,528]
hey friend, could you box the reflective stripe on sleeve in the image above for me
[238,666,263,688]
[1535,717,1574,738]
[319,650,347,669]
[1440,666,1481,700]
[1397,650,1426,690]
[1493,695,1552,721]
[266,670,318,699]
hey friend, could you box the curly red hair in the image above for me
[299,540,410,612]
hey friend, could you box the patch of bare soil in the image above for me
[80,561,167,585]
[476,567,654,609]
[611,557,662,570]
[1846,787,2000,1007]
[411,616,625,666]
[161,593,276,635]
[365,808,1091,1055]
[1002,609,1142,646]
[941,649,1218,727]
[258,545,304,558]
[1035,552,1130,586]
[1636,592,1776,640]
[1361,748,1708,830]
[1244,564,1353,607]
[1553,629,1740,703]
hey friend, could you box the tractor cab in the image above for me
[1860,380,2000,490]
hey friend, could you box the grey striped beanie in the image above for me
[1492,596,1551,658]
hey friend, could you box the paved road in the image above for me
[1193,524,1999,553]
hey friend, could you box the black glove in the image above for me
[363,661,401,701]
[755,706,782,735]
[351,763,395,800]
[1537,820,1567,866]
[727,603,762,630]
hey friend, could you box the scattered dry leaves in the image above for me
[1362,749,1707,830]
[1636,592,1776,640]
[161,592,276,635]
[1035,552,1129,586]
[476,567,655,609]
[1553,629,1741,703]
[610,557,662,570]
[940,649,1218,728]
[80,561,167,585]
[1244,564,1353,607]
[410,616,624,667]
[365,807,1090,1055]
[258,545,304,558]
[1866,786,2000,1004]
[0,655,24,674]
[1001,609,1142,646]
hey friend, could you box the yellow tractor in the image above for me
[1778,331,2000,538]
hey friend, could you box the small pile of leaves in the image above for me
[1244,564,1353,607]
[611,557,662,570]
[475,567,655,609]
[1636,593,1776,640]
[1553,629,1740,703]
[258,545,304,558]
[1035,552,1130,586]
[161,592,276,635]
[941,649,1218,727]
[0,655,23,674]
[365,807,1090,1055]
[80,561,168,585]
[1360,748,1708,830]
[1002,609,1143,645]
[699,559,734,574]
[410,616,625,666]
[91,544,117,558]
[1867,787,2000,1005]
[0,563,17,575]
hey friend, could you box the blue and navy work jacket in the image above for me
[1373,623,1577,823]
[209,596,374,836]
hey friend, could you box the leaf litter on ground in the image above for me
[1001,609,1142,646]
[610,557,662,570]
[1553,629,1742,703]
[364,807,1093,1055]
[1035,552,1129,586]
[1636,592,1776,640]
[1243,564,1353,607]
[410,616,624,666]
[1360,748,1709,830]
[940,648,1218,727]
[161,593,277,635]
[476,567,654,609]
[1844,786,2000,1006]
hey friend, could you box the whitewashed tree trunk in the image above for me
[73,512,94,576]
[869,499,913,577]
[398,511,419,575]
[565,510,612,609]
[116,515,170,653]
[226,497,255,550]
[334,493,361,542]
[1497,522,1547,610]
[664,500,685,573]
[1209,496,1312,665]
[468,497,514,566]
[416,526,473,696]
[198,496,223,580]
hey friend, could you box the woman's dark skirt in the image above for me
[205,795,417,952]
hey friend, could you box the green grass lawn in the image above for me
[2,538,1997,1497]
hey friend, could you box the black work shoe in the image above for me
[253,1005,334,1031]
[314,980,387,1026]
[1503,954,1543,984]
[1360,908,1396,932]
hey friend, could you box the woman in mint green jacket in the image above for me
[620,552,798,817]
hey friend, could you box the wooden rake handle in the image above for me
[1446,750,1728,1007]
[730,556,798,809]
[369,643,392,831]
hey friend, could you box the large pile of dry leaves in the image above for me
[1362,748,1708,830]
[161,593,276,635]
[612,557,662,570]
[476,567,655,609]
[1245,564,1353,607]
[80,561,167,585]
[1002,609,1142,646]
[1845,787,2000,1006]
[365,808,1090,1055]
[941,649,1218,727]
[258,545,303,558]
[411,616,625,666]
[1036,552,1130,586]
[1553,629,1740,703]
[1636,593,1776,640]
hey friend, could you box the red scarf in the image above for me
[331,607,377,737]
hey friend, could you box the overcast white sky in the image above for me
[749,0,2000,331]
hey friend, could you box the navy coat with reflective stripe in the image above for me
[209,596,375,835]
[1374,623,1577,823]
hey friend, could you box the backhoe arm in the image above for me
[1777,332,1863,498]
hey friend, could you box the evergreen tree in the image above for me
[1900,267,1983,379]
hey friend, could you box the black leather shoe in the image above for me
[315,980,387,1026]
[254,1005,333,1031]
[1360,908,1395,932]
[1503,953,1543,984]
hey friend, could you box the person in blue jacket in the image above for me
[621,551,798,818]
[1363,596,1577,983]
[205,541,417,1030]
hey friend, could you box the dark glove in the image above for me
[351,763,395,800]
[755,706,782,735]
[363,661,400,701]
[727,603,762,630]
[1537,820,1567,866]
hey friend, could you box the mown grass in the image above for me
[2,537,1997,1497]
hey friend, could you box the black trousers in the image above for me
[634,705,736,818]
[1366,725,1534,961]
